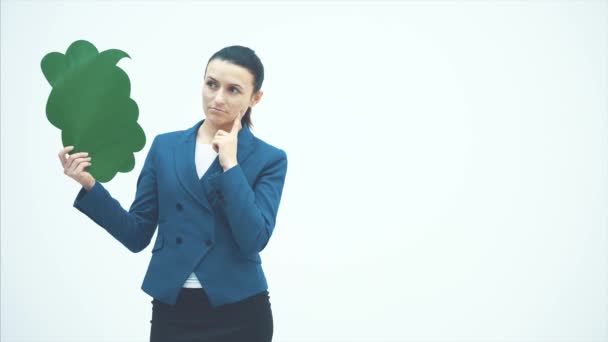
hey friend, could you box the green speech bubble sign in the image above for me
[41,39,146,183]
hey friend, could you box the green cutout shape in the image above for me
[41,39,146,183]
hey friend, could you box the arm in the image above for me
[73,136,160,253]
[209,150,288,256]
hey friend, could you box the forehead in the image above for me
[205,59,254,88]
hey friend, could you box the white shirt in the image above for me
[181,141,218,288]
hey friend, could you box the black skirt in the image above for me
[150,287,273,342]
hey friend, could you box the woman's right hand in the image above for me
[58,146,96,191]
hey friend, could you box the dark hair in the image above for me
[205,45,264,129]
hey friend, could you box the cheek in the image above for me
[223,97,240,110]
[235,98,249,108]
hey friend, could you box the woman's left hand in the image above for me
[212,110,244,172]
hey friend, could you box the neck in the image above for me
[196,119,227,144]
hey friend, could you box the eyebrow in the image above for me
[207,76,243,89]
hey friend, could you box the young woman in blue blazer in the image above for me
[58,45,287,342]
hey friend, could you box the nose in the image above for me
[213,88,226,105]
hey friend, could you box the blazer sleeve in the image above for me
[209,149,288,256]
[72,136,160,253]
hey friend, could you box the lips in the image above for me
[210,107,226,113]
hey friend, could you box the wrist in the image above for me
[223,163,238,172]
[83,179,95,191]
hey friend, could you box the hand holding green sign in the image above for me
[42,39,146,184]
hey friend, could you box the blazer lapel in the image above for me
[174,118,256,213]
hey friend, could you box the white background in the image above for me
[1,1,607,341]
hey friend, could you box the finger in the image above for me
[215,130,229,136]
[231,110,244,134]
[67,157,91,174]
[60,146,74,154]
[58,146,74,165]
[68,152,89,160]
[75,161,92,174]
[68,157,90,173]
[211,136,221,152]
[66,153,89,170]
[58,154,66,167]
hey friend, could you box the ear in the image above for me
[250,90,264,108]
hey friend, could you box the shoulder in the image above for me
[249,135,288,177]
[252,135,287,162]
[154,129,185,143]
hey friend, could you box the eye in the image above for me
[230,87,240,94]
[206,81,216,88]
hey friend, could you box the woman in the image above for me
[57,45,287,342]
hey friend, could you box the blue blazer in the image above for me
[73,119,288,307]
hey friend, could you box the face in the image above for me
[202,59,262,128]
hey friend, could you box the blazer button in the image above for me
[176,203,183,211]
[176,236,182,244]
[205,239,213,246]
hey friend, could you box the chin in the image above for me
[204,113,226,126]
